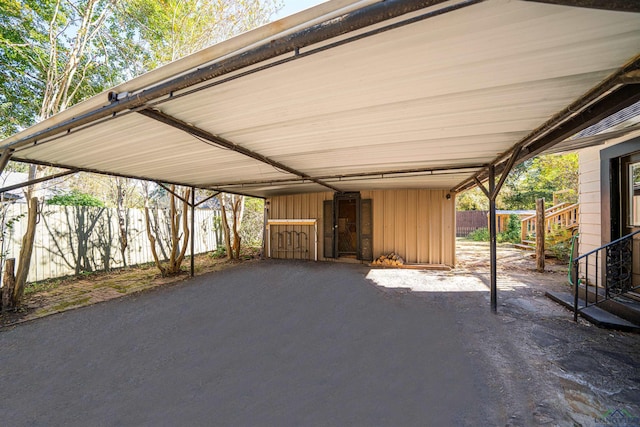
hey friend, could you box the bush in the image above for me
[467,227,490,241]
[47,190,104,207]
[239,197,264,247]
[466,214,522,243]
[497,214,521,244]
[546,224,573,262]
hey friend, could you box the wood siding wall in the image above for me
[578,145,602,257]
[267,189,455,266]
[578,144,602,284]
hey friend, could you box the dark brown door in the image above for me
[323,199,335,258]
[335,193,359,257]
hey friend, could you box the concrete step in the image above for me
[578,286,640,325]
[546,291,640,333]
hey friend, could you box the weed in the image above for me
[24,279,62,296]
[52,296,91,311]
[210,247,227,259]
[467,227,490,241]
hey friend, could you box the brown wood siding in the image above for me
[267,189,455,266]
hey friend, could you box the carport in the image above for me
[1,0,640,312]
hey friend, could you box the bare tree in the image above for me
[218,193,244,260]
[145,185,191,276]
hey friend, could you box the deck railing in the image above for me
[572,229,640,321]
[521,203,579,242]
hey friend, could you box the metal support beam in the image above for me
[156,182,191,205]
[207,164,484,189]
[6,156,264,200]
[525,0,640,13]
[0,170,76,194]
[452,82,640,194]
[492,146,522,199]
[473,177,490,198]
[0,148,13,176]
[190,187,195,278]
[517,85,640,164]
[139,108,342,193]
[618,70,640,84]
[194,191,220,208]
[488,165,497,313]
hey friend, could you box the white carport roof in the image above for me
[2,0,640,197]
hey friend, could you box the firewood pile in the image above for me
[372,252,405,267]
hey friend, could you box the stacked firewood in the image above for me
[372,252,405,266]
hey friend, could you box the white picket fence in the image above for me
[0,203,221,282]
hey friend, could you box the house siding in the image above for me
[578,145,602,282]
[267,189,455,266]
[577,131,640,283]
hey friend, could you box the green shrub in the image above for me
[466,214,522,243]
[47,190,104,207]
[467,227,490,241]
[497,214,521,243]
[546,224,573,262]
[210,246,227,259]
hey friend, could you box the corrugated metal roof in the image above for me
[1,0,639,197]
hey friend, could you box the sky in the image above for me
[273,0,327,20]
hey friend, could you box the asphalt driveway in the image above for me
[1,257,638,426]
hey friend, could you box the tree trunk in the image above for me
[231,196,242,259]
[14,197,38,304]
[75,206,86,275]
[2,258,16,310]
[145,186,191,275]
[536,198,545,273]
[145,205,166,276]
[168,185,180,271]
[218,194,233,259]
[116,178,128,267]
[175,188,191,269]
[163,186,190,275]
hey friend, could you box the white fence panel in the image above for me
[0,204,220,283]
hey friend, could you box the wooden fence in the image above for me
[0,204,221,283]
[456,210,488,237]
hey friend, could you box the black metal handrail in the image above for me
[572,229,640,321]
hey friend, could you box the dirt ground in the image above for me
[1,240,638,426]
[0,250,259,327]
[453,239,640,426]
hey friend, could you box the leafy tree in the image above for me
[47,190,105,207]
[501,153,578,210]
[122,0,281,68]
[456,187,489,211]
[239,197,264,247]
[2,0,142,298]
[0,0,144,136]
[457,153,578,212]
